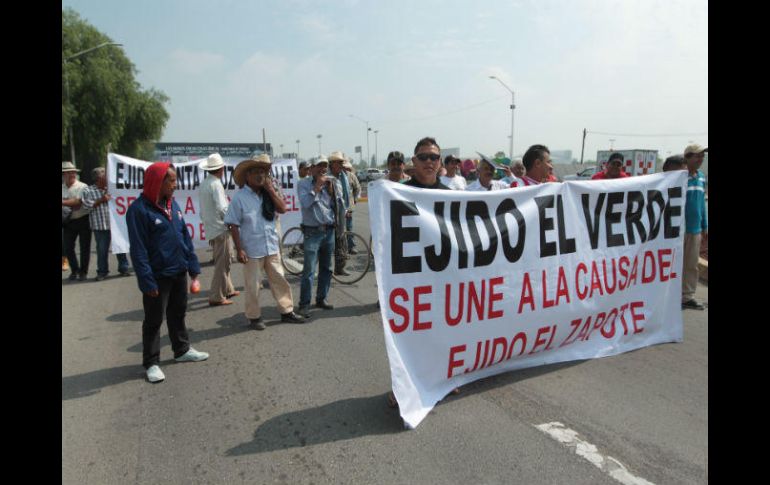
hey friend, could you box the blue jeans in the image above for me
[299,226,335,306]
[94,230,129,276]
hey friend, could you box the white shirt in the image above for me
[199,173,229,240]
[466,179,510,191]
[62,180,89,220]
[440,174,468,191]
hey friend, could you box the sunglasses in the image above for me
[415,153,441,162]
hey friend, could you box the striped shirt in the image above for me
[81,185,111,231]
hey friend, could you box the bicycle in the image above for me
[280,226,372,284]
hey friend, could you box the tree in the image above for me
[62,8,169,182]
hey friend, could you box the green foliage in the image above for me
[62,8,169,183]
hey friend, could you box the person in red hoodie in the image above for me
[126,162,209,383]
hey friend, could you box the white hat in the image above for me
[342,159,353,170]
[328,151,346,163]
[62,161,80,173]
[315,155,329,166]
[684,144,708,156]
[233,154,272,187]
[198,153,226,171]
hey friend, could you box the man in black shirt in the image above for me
[387,137,458,409]
[403,137,450,190]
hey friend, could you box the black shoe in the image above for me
[315,300,334,310]
[682,299,705,310]
[281,311,305,323]
[250,317,266,330]
[78,273,87,281]
[298,306,311,318]
[119,271,132,277]
[95,274,107,281]
[334,269,351,276]
[68,273,78,281]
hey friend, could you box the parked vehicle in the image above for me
[563,166,600,181]
[360,168,386,182]
[596,149,659,176]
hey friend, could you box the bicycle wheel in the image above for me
[332,231,371,284]
[280,226,305,276]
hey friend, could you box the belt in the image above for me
[302,224,334,231]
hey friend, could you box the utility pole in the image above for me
[374,130,379,166]
[580,128,587,164]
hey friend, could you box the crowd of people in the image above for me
[62,138,707,385]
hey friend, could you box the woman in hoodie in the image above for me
[126,162,209,383]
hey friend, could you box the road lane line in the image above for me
[535,422,655,485]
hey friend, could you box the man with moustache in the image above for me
[297,156,344,317]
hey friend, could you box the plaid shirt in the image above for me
[81,185,111,231]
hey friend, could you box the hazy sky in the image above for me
[62,0,708,163]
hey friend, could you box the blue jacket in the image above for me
[685,170,708,235]
[127,194,201,293]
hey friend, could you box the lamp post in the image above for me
[63,42,122,165]
[374,130,379,167]
[609,138,616,151]
[488,76,515,159]
[317,134,322,156]
[279,144,284,158]
[349,114,370,166]
[296,139,300,160]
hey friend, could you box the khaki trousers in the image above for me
[243,254,294,319]
[209,232,236,303]
[682,232,702,302]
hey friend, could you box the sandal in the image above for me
[386,391,399,409]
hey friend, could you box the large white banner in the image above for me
[107,153,301,254]
[368,172,687,429]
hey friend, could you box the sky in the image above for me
[61,0,708,164]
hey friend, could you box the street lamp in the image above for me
[317,134,322,156]
[609,139,616,151]
[279,144,284,158]
[374,130,379,166]
[488,76,515,159]
[63,42,123,165]
[349,114,370,166]
[296,139,300,160]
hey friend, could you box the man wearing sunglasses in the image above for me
[404,137,450,189]
[592,152,630,180]
[387,137,456,410]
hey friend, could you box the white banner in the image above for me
[107,153,301,254]
[368,172,687,428]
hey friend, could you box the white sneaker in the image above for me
[175,347,209,362]
[146,365,165,383]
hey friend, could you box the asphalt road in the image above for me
[62,202,708,484]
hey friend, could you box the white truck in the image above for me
[596,149,659,176]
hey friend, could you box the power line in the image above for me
[587,131,708,137]
[377,95,508,125]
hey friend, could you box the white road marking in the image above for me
[535,422,655,485]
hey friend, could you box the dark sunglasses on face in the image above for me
[416,153,441,162]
